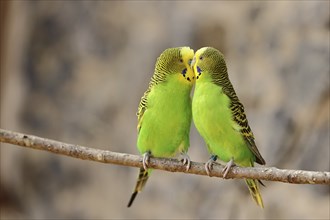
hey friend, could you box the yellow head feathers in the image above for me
[178,46,195,84]
[153,47,195,85]
[191,47,227,81]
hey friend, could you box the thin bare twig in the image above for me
[0,128,329,184]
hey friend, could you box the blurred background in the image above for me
[0,1,329,219]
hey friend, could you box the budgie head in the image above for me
[155,47,195,85]
[191,47,228,82]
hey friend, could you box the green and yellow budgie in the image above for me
[191,47,266,208]
[127,47,195,207]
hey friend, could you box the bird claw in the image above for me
[205,161,213,176]
[142,151,151,171]
[222,158,235,178]
[205,155,217,176]
[179,152,191,172]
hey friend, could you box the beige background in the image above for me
[1,1,329,219]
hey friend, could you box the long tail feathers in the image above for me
[245,178,264,208]
[127,168,149,207]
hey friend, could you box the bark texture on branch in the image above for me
[0,128,329,184]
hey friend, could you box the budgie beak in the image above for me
[190,57,196,68]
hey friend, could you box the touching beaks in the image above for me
[190,57,196,68]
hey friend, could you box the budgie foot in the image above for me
[142,151,151,171]
[205,155,218,176]
[222,158,235,178]
[179,152,191,172]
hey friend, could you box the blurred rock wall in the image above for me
[1,1,329,219]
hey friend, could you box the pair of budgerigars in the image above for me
[127,47,266,208]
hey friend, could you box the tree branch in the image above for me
[0,128,329,185]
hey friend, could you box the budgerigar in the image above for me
[127,47,195,207]
[191,47,266,208]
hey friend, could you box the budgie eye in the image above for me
[180,59,183,63]
[199,56,203,60]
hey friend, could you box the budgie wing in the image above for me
[137,88,150,133]
[230,100,266,165]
